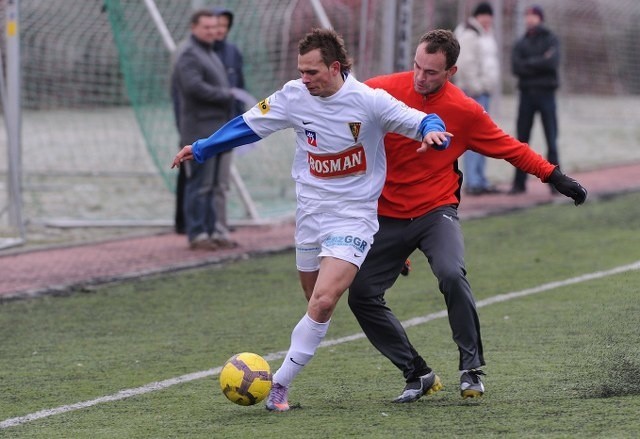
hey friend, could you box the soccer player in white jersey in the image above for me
[172,28,452,412]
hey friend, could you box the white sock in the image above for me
[272,313,330,387]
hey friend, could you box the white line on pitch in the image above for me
[2,260,639,430]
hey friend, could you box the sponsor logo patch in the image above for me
[305,129,318,147]
[324,234,369,253]
[257,98,270,115]
[307,144,366,178]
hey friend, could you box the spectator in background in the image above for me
[454,1,501,195]
[172,9,235,250]
[211,7,246,239]
[510,4,560,194]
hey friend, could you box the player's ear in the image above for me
[447,65,458,79]
[329,60,341,75]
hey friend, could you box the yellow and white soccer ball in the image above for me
[219,352,272,406]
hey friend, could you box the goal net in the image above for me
[1,0,639,242]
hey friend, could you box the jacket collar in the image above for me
[190,34,214,50]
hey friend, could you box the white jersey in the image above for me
[242,74,430,216]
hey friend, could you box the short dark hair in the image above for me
[190,8,214,26]
[417,29,460,70]
[298,28,353,75]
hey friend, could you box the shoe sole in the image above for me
[461,388,484,399]
[265,403,290,412]
[426,375,444,396]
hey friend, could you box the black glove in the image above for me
[548,167,587,206]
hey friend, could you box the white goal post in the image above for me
[1,0,25,249]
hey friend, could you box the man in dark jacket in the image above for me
[212,8,245,117]
[172,9,235,249]
[510,5,560,194]
[210,7,246,239]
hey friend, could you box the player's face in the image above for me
[298,49,342,97]
[191,15,219,45]
[413,43,456,96]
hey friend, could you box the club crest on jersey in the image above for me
[257,98,270,115]
[305,129,318,147]
[348,122,361,143]
[307,144,366,178]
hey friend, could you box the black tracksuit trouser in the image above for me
[348,204,484,382]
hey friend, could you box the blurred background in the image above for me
[1,0,639,245]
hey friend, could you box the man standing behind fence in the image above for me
[454,2,501,195]
[510,4,560,195]
[172,9,235,250]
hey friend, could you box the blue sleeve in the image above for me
[191,116,261,163]
[418,114,450,150]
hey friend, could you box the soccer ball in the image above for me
[219,352,272,406]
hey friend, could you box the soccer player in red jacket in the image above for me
[348,29,587,402]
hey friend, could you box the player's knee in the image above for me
[348,289,386,315]
[347,290,363,311]
[437,267,467,291]
[348,277,365,299]
[309,293,339,321]
[347,279,375,307]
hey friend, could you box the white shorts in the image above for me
[295,209,378,272]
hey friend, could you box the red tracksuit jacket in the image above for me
[365,72,555,219]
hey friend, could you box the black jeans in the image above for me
[513,89,559,190]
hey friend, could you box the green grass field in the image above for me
[1,192,640,438]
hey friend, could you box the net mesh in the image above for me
[1,0,639,236]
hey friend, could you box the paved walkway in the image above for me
[1,162,639,300]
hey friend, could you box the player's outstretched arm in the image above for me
[547,167,588,206]
[170,115,261,169]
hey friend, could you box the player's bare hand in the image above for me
[417,131,453,153]
[171,145,194,168]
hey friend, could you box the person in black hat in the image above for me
[172,7,245,247]
[454,2,501,196]
[510,4,561,195]
[171,10,236,250]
